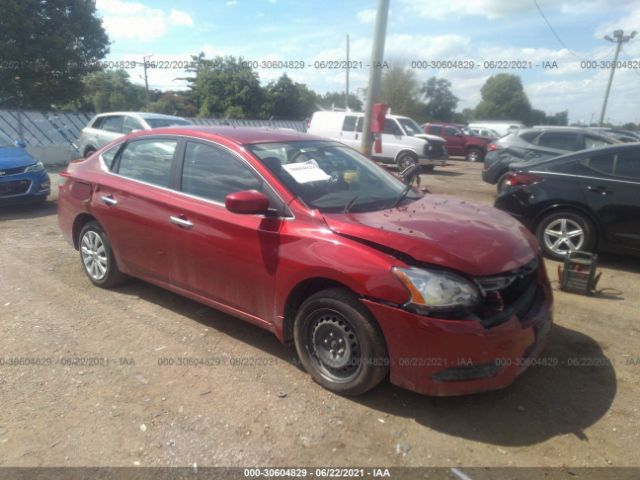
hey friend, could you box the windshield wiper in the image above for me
[392,185,412,208]
[343,195,359,213]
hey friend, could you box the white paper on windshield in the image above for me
[282,160,331,183]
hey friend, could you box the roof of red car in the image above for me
[140,125,325,145]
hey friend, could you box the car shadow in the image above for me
[597,252,640,274]
[356,324,616,446]
[0,200,57,220]
[111,281,616,447]
[425,169,464,177]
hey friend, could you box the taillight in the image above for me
[487,143,498,151]
[506,172,543,188]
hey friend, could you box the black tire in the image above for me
[396,153,417,170]
[465,147,483,162]
[496,172,511,193]
[293,288,388,396]
[78,221,127,288]
[84,147,96,159]
[535,210,596,260]
[422,164,435,173]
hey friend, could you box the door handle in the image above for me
[587,186,610,195]
[169,215,194,229]
[101,195,118,206]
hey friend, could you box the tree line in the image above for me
[0,0,637,130]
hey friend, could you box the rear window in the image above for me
[536,131,578,150]
[428,125,443,135]
[100,116,123,133]
[342,116,357,132]
[116,139,178,187]
[518,131,540,142]
[582,154,614,175]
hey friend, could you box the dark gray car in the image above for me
[482,127,618,192]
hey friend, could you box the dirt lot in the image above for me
[1,161,639,469]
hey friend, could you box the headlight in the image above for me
[392,267,480,313]
[24,161,45,173]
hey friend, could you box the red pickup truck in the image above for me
[422,123,493,162]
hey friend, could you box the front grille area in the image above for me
[0,179,31,197]
[424,141,446,159]
[473,258,541,328]
[0,166,26,176]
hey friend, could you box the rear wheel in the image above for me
[79,221,127,288]
[465,147,483,162]
[293,288,388,396]
[496,172,511,193]
[535,210,596,260]
[84,147,96,159]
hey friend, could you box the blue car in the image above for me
[0,131,50,205]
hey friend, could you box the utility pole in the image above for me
[345,34,350,110]
[360,0,390,156]
[599,30,636,127]
[142,54,153,107]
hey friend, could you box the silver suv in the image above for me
[78,112,192,158]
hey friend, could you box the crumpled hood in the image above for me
[322,194,538,276]
[413,133,446,144]
[0,147,36,169]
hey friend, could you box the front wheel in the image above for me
[293,288,388,396]
[79,221,127,288]
[535,210,596,260]
[397,153,417,170]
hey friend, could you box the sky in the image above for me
[95,0,640,124]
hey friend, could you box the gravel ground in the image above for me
[0,161,639,469]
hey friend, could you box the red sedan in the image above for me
[58,126,553,396]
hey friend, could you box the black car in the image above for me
[482,127,618,192]
[494,143,640,260]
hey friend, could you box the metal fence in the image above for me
[0,110,306,164]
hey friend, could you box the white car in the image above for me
[77,112,192,158]
[307,111,447,171]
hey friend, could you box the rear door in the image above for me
[575,148,640,252]
[92,137,181,282]
[339,115,359,149]
[168,140,284,324]
[443,126,465,156]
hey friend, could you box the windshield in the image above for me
[145,118,191,128]
[246,140,422,213]
[0,131,14,147]
[397,118,424,136]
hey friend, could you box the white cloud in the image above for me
[169,9,193,27]
[356,9,376,24]
[398,0,556,20]
[96,0,193,41]
[226,0,238,5]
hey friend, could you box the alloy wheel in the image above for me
[542,218,584,256]
[80,230,108,281]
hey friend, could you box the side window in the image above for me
[613,150,640,180]
[519,131,540,143]
[101,116,124,133]
[182,142,262,203]
[102,144,123,170]
[429,126,443,135]
[581,154,614,175]
[355,117,364,133]
[342,116,357,132]
[122,116,144,134]
[91,117,105,129]
[383,119,402,135]
[536,132,578,150]
[117,139,177,187]
[584,135,611,149]
[444,127,460,136]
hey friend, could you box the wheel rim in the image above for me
[305,309,361,383]
[543,218,585,256]
[80,230,108,281]
[468,150,480,162]
[399,155,416,169]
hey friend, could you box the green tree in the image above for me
[421,77,458,122]
[77,70,146,113]
[184,54,264,118]
[319,91,363,111]
[0,0,109,109]
[474,74,532,122]
[148,91,198,117]
[263,74,319,120]
[380,65,423,119]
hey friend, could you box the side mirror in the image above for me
[15,140,26,148]
[225,190,270,215]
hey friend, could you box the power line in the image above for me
[533,0,586,62]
